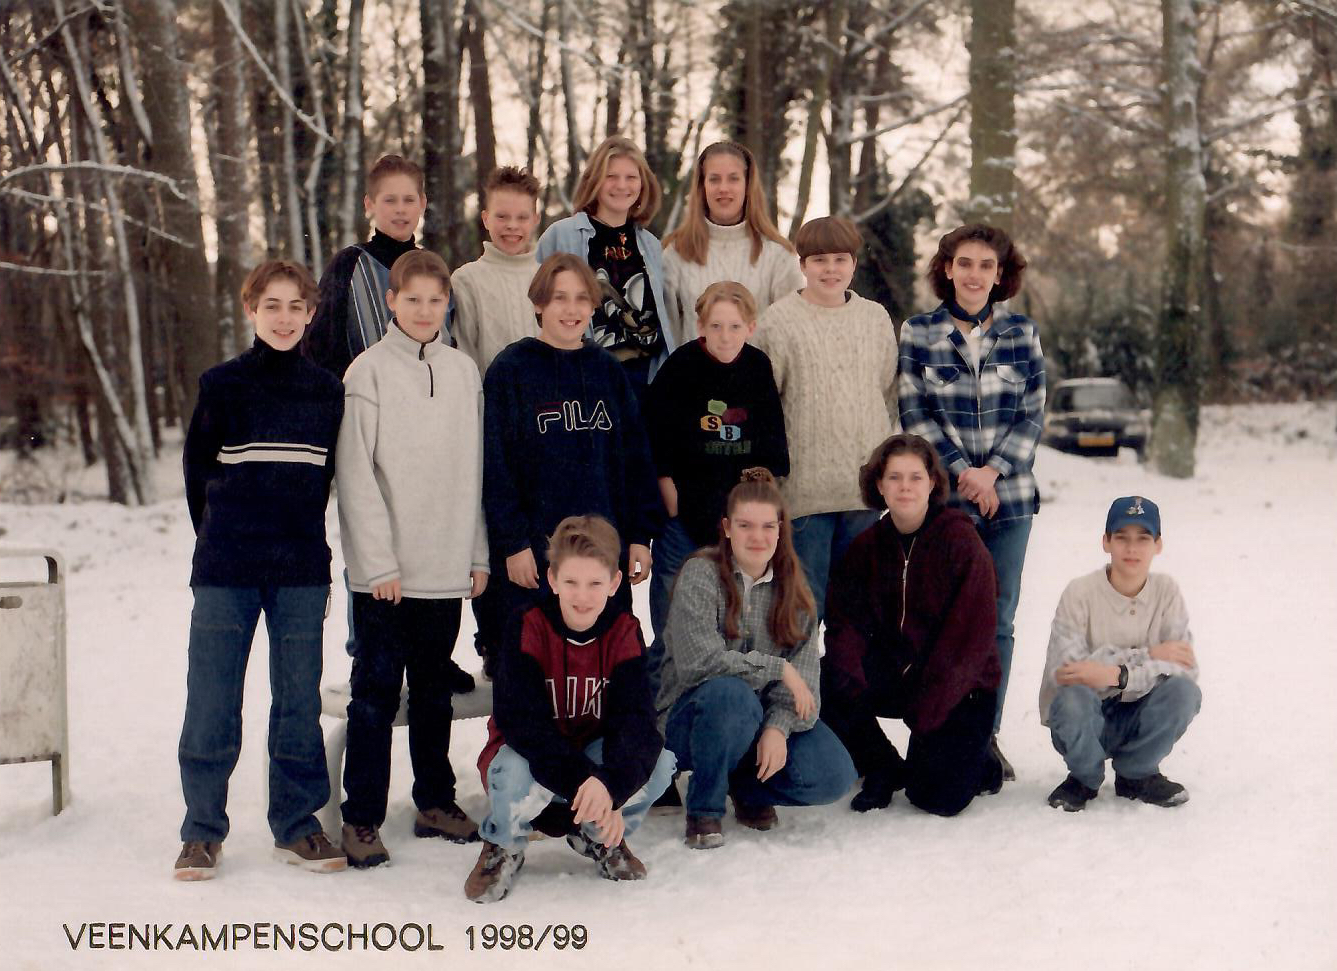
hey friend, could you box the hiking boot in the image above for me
[733,801,778,831]
[650,777,683,815]
[565,831,647,880]
[850,772,898,813]
[464,841,525,903]
[684,815,724,850]
[173,840,221,881]
[990,735,1016,782]
[1047,774,1100,812]
[1114,772,1188,808]
[341,823,390,868]
[273,831,347,873]
[414,803,480,843]
[531,800,576,839]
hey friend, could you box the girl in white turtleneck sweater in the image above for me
[662,142,804,345]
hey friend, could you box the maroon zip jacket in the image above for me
[477,597,663,807]
[824,506,1000,735]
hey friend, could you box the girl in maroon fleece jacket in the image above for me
[822,434,1003,817]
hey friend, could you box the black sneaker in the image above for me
[443,660,476,695]
[1114,773,1188,807]
[850,772,897,813]
[1047,774,1100,812]
[989,735,1016,782]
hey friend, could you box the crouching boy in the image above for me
[465,516,676,903]
[1040,496,1201,811]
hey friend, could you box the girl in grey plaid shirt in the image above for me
[897,224,1046,783]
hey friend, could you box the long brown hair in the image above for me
[663,142,792,266]
[692,468,814,650]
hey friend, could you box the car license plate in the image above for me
[1078,432,1116,447]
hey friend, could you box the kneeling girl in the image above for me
[657,469,857,848]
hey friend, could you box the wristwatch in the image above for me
[1116,664,1129,691]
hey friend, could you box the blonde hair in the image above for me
[664,141,792,265]
[547,515,621,574]
[694,281,758,328]
[389,250,451,294]
[571,135,661,226]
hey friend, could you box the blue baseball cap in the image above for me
[1105,496,1160,537]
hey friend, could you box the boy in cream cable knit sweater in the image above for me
[336,250,489,868]
[451,166,542,376]
[752,216,899,620]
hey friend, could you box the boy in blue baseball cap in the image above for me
[1038,496,1201,811]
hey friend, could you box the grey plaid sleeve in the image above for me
[761,622,821,737]
[665,561,787,693]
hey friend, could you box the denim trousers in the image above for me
[178,585,329,845]
[479,740,677,852]
[647,517,702,698]
[1048,679,1202,790]
[977,515,1033,731]
[341,594,463,827]
[791,509,881,622]
[665,676,857,817]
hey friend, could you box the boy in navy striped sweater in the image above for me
[175,261,347,880]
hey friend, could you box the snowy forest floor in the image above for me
[1,401,1335,971]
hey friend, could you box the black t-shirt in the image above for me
[587,218,665,363]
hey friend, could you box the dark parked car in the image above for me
[1042,378,1149,459]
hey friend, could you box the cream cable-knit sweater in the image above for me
[752,291,899,519]
[663,219,805,343]
[451,241,539,376]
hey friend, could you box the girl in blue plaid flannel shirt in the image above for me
[897,224,1045,781]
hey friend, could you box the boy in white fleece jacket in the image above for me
[336,250,488,868]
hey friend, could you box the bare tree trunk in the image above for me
[339,0,367,247]
[289,0,330,271]
[244,0,282,256]
[791,0,844,236]
[558,0,581,198]
[212,0,252,355]
[606,40,626,138]
[59,0,155,502]
[1152,0,1206,478]
[527,0,551,173]
[464,0,497,204]
[421,0,464,263]
[966,0,1017,228]
[274,0,306,263]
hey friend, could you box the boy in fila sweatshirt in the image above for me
[335,250,488,868]
[480,253,664,675]
[465,516,675,903]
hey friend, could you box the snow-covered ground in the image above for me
[1,401,1334,971]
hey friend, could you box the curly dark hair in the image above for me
[858,434,950,511]
[926,223,1027,303]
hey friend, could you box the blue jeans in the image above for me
[1048,680,1201,790]
[648,517,701,698]
[791,510,880,621]
[665,676,857,817]
[479,741,677,852]
[977,515,1033,731]
[179,585,330,844]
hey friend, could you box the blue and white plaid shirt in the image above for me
[898,303,1046,525]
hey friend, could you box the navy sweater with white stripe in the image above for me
[185,338,345,587]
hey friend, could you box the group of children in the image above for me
[174,140,1202,902]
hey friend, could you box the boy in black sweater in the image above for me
[464,516,675,903]
[175,261,346,880]
[643,281,789,687]
[479,253,664,673]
